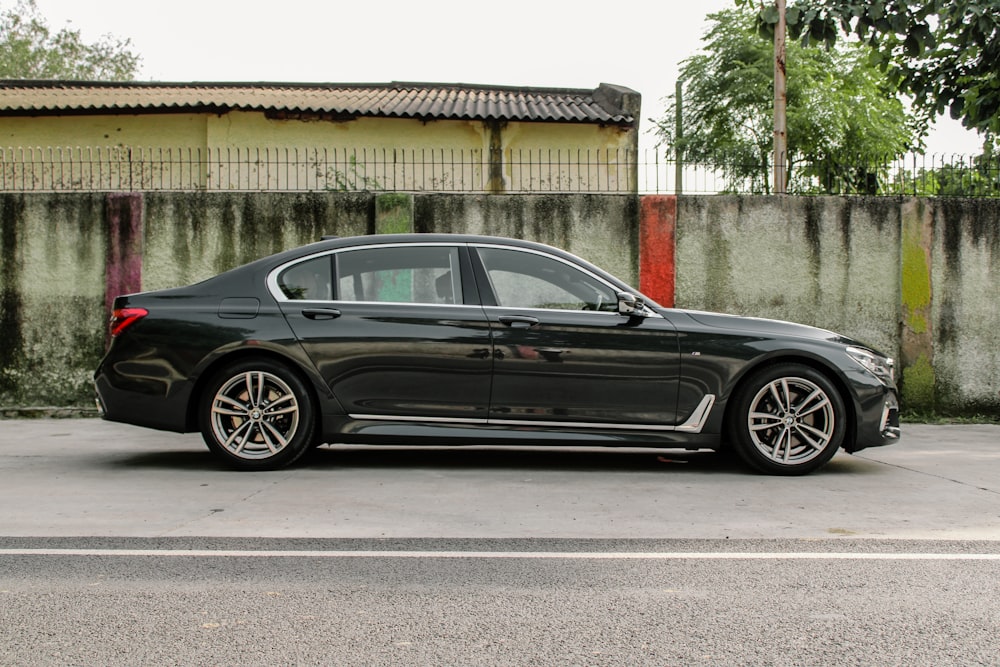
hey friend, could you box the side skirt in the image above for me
[324,395,720,449]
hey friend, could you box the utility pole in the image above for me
[675,80,683,195]
[773,0,788,194]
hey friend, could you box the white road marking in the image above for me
[2,549,1000,560]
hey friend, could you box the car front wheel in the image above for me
[199,358,315,471]
[727,363,846,475]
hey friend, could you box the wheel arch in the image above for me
[719,354,859,453]
[183,347,328,436]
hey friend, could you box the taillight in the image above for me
[110,307,148,337]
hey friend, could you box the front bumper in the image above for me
[848,385,900,452]
[880,390,901,441]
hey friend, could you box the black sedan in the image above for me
[94,234,900,475]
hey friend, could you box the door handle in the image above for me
[498,315,540,328]
[302,308,341,320]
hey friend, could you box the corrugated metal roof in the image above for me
[0,80,638,125]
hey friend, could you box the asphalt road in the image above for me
[2,419,999,665]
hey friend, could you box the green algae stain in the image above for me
[900,231,931,314]
[375,193,413,235]
[899,202,932,336]
[907,312,928,335]
[898,201,937,412]
[901,353,936,413]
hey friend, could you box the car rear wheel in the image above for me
[727,363,846,475]
[199,358,315,470]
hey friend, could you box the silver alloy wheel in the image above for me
[209,370,300,460]
[746,376,835,465]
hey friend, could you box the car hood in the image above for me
[676,309,863,347]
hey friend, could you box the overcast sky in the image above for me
[29,0,983,156]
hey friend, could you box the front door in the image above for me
[473,246,680,427]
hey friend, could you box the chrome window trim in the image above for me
[267,241,660,318]
[348,394,715,434]
[481,305,620,318]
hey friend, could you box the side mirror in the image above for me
[616,292,647,317]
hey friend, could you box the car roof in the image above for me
[196,233,633,300]
[263,233,580,267]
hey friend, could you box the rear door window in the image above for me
[335,246,462,305]
[277,255,333,300]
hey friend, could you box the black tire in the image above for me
[199,358,316,471]
[727,363,846,476]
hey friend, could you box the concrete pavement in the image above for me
[0,418,998,540]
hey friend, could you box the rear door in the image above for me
[274,243,493,420]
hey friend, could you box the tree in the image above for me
[743,0,1000,136]
[0,0,140,79]
[656,8,918,194]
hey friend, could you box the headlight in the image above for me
[847,347,895,385]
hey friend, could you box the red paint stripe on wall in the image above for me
[105,193,144,344]
[639,195,676,308]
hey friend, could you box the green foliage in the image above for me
[657,8,917,194]
[0,0,140,79]
[323,155,384,192]
[913,162,1000,197]
[885,137,1000,196]
[740,0,1000,136]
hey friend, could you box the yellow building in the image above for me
[0,80,640,193]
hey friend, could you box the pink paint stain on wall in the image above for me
[104,193,143,344]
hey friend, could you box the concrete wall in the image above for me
[1,192,998,417]
[0,192,638,413]
[0,194,107,408]
[673,196,901,356]
[640,195,1000,417]
[138,193,638,291]
[927,199,1000,414]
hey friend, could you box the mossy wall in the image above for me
[931,199,1000,415]
[675,195,1000,417]
[1,192,997,417]
[0,192,637,411]
[676,196,900,355]
[0,194,106,407]
[412,194,639,284]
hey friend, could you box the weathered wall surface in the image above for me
[675,196,901,356]
[412,194,639,285]
[142,192,375,290]
[668,195,1000,416]
[0,192,638,413]
[0,192,997,417]
[929,199,1000,414]
[0,194,107,406]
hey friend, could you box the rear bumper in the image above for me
[94,364,191,433]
